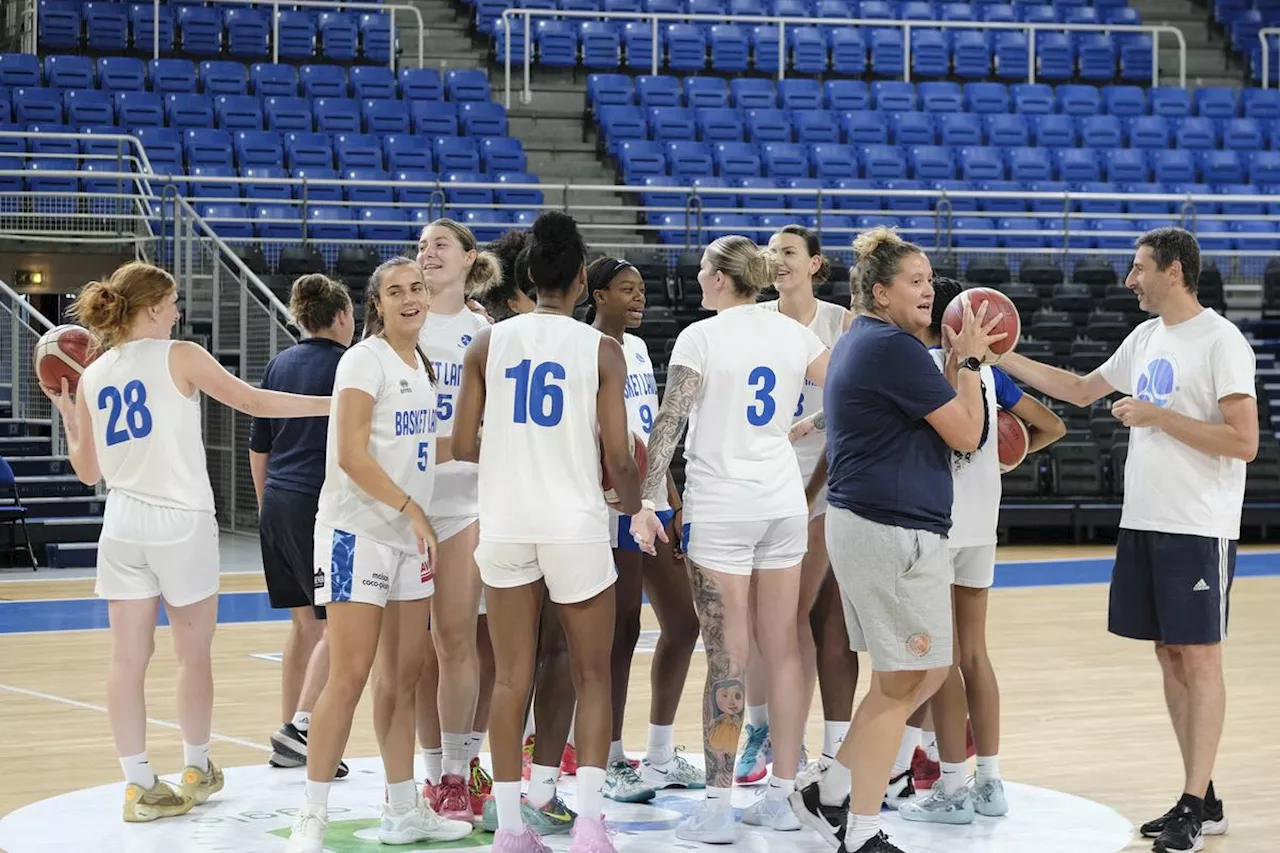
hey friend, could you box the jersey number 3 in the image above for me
[747,366,777,426]
[98,380,154,447]
[506,359,566,427]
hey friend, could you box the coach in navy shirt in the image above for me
[790,229,1001,853]
[248,274,353,774]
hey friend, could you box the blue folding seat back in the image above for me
[684,77,729,109]
[347,66,396,101]
[979,181,1027,213]
[1075,182,1123,214]
[879,179,929,212]
[667,141,714,178]
[730,79,776,110]
[825,80,869,111]
[736,176,779,209]
[870,28,906,77]
[918,82,963,113]
[1057,149,1099,182]
[149,58,197,94]
[251,64,298,97]
[114,91,164,127]
[1103,85,1146,117]
[412,101,458,136]
[308,206,358,240]
[1057,84,1101,116]
[129,3,174,55]
[319,12,360,63]
[292,166,341,200]
[1223,118,1264,151]
[359,206,412,242]
[963,82,1009,114]
[243,166,291,201]
[779,79,823,111]
[1026,180,1070,213]
[494,171,542,206]
[618,140,665,180]
[42,55,92,89]
[1129,116,1170,149]
[177,6,222,56]
[1149,87,1190,118]
[98,57,145,91]
[225,8,270,59]
[84,2,129,52]
[383,134,433,172]
[650,107,694,141]
[314,98,361,133]
[891,112,935,145]
[1033,114,1077,148]
[347,168,394,204]
[1242,87,1280,119]
[794,110,839,144]
[64,89,113,126]
[435,136,481,172]
[830,29,868,76]
[285,132,335,169]
[301,65,348,99]
[910,146,955,180]
[265,96,313,132]
[1011,83,1053,114]
[335,133,383,170]
[1080,116,1124,149]
[39,1,83,51]
[861,144,906,180]
[278,11,317,61]
[14,87,63,124]
[952,30,992,80]
[761,142,809,178]
[745,109,790,142]
[1007,146,1052,182]
[714,142,762,177]
[363,99,411,134]
[984,114,1029,147]
[709,25,749,74]
[636,75,682,108]
[697,108,744,142]
[1124,183,1173,215]
[1175,117,1217,150]
[842,110,888,145]
[460,102,508,137]
[132,126,182,168]
[233,130,283,167]
[960,146,1004,181]
[200,60,248,95]
[1200,150,1243,184]
[185,128,234,167]
[579,21,621,70]
[253,202,302,238]
[536,20,579,69]
[622,22,655,71]
[166,93,214,129]
[1217,183,1262,216]
[872,81,916,112]
[27,123,77,155]
[1153,149,1196,183]
[360,13,394,64]
[1194,87,1237,119]
[446,70,492,102]
[937,113,982,146]
[215,94,263,130]
[788,27,828,75]
[400,68,444,101]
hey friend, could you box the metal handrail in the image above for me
[0,130,158,177]
[0,278,55,332]
[150,0,426,69]
[1257,27,1280,89]
[501,10,1188,106]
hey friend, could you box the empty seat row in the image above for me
[200,202,529,242]
[0,56,488,102]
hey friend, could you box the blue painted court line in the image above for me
[2,553,1279,635]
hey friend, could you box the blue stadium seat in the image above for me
[684,77,729,109]
[789,27,828,75]
[308,206,358,240]
[599,105,646,152]
[1106,149,1150,183]
[811,143,858,179]
[1218,183,1263,216]
[201,61,248,95]
[166,93,214,129]
[359,13,394,64]
[334,133,383,170]
[27,123,76,156]
[301,65,348,99]
[495,171,543,206]
[1124,182,1173,215]
[1175,117,1217,149]
[910,29,949,79]
[319,12,359,62]
[176,6,222,56]
[1011,83,1053,114]
[829,29,868,76]
[761,142,809,177]
[650,107,694,141]
[983,114,1028,147]
[999,216,1045,248]
[825,80,869,111]
[411,101,457,136]
[1080,115,1124,149]
[879,179,930,212]
[285,132,335,169]
[873,81,916,112]
[952,30,992,79]
[697,108,744,142]
[937,113,982,146]
[842,111,888,145]
[636,75,681,108]
[736,176,780,209]
[835,178,880,212]
[1103,85,1146,117]
[114,90,163,127]
[622,22,656,71]
[709,25,749,73]
[278,11,317,61]
[1242,87,1280,119]
[460,102,508,137]
[346,168,393,204]
[795,110,840,144]
[251,64,298,97]
[1223,118,1264,150]
[1027,180,1070,213]
[225,8,269,59]
[1057,84,1101,116]
[149,59,198,94]
[979,180,1027,213]
[1077,34,1116,82]
[1056,149,1099,182]
[185,128,234,167]
[314,98,361,132]
[234,130,283,167]
[619,140,665,180]
[870,28,905,77]
[264,96,313,132]
[892,112,936,145]
[38,1,82,51]
[917,82,963,113]
[382,134,433,172]
[1250,150,1280,184]
[667,141,713,178]
[1075,182,1123,214]
[1149,87,1191,118]
[360,206,412,242]
[387,168,434,205]
[1128,116,1170,149]
[132,126,182,169]
[400,68,444,101]
[1152,149,1196,183]
[345,67,395,100]
[1033,114,1077,148]
[446,70,492,102]
[291,165,341,200]
[580,22,621,70]
[910,146,955,180]
[1200,150,1243,183]
[745,108,790,142]
[214,95,262,130]
[362,99,410,134]
[188,164,239,199]
[861,144,907,180]
[1194,87,1237,119]
[198,203,253,238]
[779,79,823,111]
[963,82,1009,114]
[64,89,113,126]
[253,203,302,239]
[0,54,41,88]
[242,166,291,201]
[665,24,707,73]
[730,78,775,109]
[435,136,481,172]
[44,55,93,89]
[960,146,1004,181]
[714,142,761,177]
[1008,146,1052,182]
[535,20,578,68]
[129,3,174,55]
[14,88,63,124]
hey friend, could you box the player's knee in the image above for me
[874,669,930,703]
[662,612,700,657]
[1171,643,1222,678]
[328,664,372,702]
[112,637,156,675]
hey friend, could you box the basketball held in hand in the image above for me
[34,324,98,395]
[941,287,1021,364]
[603,432,649,506]
[996,409,1030,473]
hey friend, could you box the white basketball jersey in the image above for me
[930,350,1001,548]
[620,332,669,513]
[479,313,610,544]
[669,304,825,523]
[761,298,847,479]
[316,336,439,553]
[419,308,488,519]
[78,338,215,512]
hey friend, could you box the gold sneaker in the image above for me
[181,760,225,804]
[123,778,195,823]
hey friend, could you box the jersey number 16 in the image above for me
[506,359,566,427]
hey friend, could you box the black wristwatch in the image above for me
[958,356,982,372]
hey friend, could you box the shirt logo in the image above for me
[460,334,472,348]
[1136,357,1176,408]
[399,379,413,395]
[635,350,646,364]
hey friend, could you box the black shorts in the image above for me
[259,486,325,619]
[1108,529,1235,646]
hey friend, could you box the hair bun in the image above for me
[851,226,904,263]
[531,211,579,249]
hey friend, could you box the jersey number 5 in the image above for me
[506,359,566,427]
[746,366,777,426]
[98,380,153,447]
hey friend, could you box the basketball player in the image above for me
[737,225,858,788]
[631,235,829,842]
[285,259,473,852]
[586,258,702,802]
[413,219,502,821]
[995,228,1256,853]
[789,229,1001,853]
[453,211,641,853]
[249,274,355,779]
[478,229,537,321]
[46,261,330,822]
[895,276,1065,824]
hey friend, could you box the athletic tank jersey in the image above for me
[620,332,670,513]
[479,313,610,544]
[419,307,489,519]
[316,336,439,553]
[760,298,848,480]
[78,338,215,512]
[669,303,826,523]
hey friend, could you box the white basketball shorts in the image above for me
[474,539,615,605]
[682,515,809,576]
[95,491,220,607]
[313,522,434,608]
[951,543,997,589]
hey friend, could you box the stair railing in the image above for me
[0,277,63,456]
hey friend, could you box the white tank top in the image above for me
[78,338,215,512]
[931,350,1002,548]
[419,307,488,519]
[316,336,439,552]
[669,303,826,523]
[761,298,848,480]
[479,313,610,544]
[619,332,670,513]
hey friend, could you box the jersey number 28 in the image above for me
[506,359,565,427]
[98,380,154,447]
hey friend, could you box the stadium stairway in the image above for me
[1128,0,1248,88]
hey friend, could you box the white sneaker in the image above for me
[883,769,916,810]
[284,804,327,853]
[603,760,656,803]
[742,795,802,831]
[379,796,474,845]
[795,757,827,791]
[640,749,705,790]
[675,800,737,844]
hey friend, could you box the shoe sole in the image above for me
[1142,817,1227,839]
[674,828,737,844]
[1153,837,1205,853]
[379,827,473,845]
[605,789,656,804]
[270,735,307,764]
[742,815,802,831]
[269,752,305,769]
[734,769,768,785]
[787,792,842,851]
[899,807,976,825]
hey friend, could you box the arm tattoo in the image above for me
[642,364,701,504]
[690,562,743,789]
[812,411,826,432]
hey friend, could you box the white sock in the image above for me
[576,765,606,819]
[647,724,675,765]
[305,778,331,808]
[527,763,559,809]
[923,729,939,763]
[845,813,880,851]
[818,758,851,806]
[822,719,849,760]
[469,730,486,762]
[940,761,967,795]
[386,779,417,810]
[423,747,443,786]
[120,752,156,789]
[183,741,211,772]
[976,755,1000,783]
[291,711,311,732]
[608,740,626,765]
[442,731,469,778]
[705,785,733,811]
[747,704,769,727]
[494,780,522,832]
[893,726,921,775]
[766,776,795,801]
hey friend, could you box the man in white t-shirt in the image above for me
[997,228,1257,853]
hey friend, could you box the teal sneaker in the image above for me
[481,795,577,836]
[735,723,771,785]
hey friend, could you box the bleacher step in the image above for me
[45,542,98,569]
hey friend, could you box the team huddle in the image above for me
[45,214,1255,853]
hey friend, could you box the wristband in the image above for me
[641,499,656,512]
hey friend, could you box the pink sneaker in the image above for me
[425,774,473,822]
[568,816,617,853]
[492,824,551,853]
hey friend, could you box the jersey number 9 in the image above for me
[506,359,566,427]
[99,380,154,447]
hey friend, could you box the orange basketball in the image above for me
[34,324,98,395]
[996,409,1030,473]
[603,431,649,506]
[941,287,1021,364]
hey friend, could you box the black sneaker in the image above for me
[789,779,848,850]
[883,769,915,810]
[1153,805,1203,853]
[268,724,349,778]
[1142,797,1227,838]
[842,831,907,853]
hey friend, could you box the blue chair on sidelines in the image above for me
[0,456,37,568]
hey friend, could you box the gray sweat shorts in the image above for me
[825,505,954,672]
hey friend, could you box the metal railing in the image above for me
[1257,27,1280,89]
[18,0,36,54]
[501,11,1188,106]
[148,0,424,69]
[0,277,63,456]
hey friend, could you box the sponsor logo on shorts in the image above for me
[362,572,390,592]
[313,567,325,590]
[420,560,434,585]
[906,633,931,657]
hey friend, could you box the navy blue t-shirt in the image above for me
[248,337,346,496]
[825,315,958,536]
